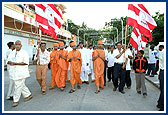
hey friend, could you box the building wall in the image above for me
[4,34,37,61]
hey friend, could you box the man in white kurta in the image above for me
[66,45,73,81]
[79,42,89,84]
[7,40,32,107]
[6,42,15,100]
[88,44,95,82]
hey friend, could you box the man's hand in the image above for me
[122,64,125,69]
[122,48,125,54]
[8,61,16,66]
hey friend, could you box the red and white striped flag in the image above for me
[127,4,157,41]
[35,4,64,39]
[129,28,147,52]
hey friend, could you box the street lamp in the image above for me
[78,28,86,45]
[113,27,118,42]
[121,19,124,44]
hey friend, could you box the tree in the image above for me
[151,12,164,46]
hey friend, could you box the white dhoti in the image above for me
[13,78,31,102]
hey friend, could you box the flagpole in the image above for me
[123,25,128,67]
[36,21,40,65]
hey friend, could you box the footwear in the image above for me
[104,84,106,86]
[7,96,13,100]
[24,94,33,102]
[49,87,55,90]
[69,89,75,93]
[85,81,89,84]
[127,86,131,89]
[156,104,160,108]
[113,87,117,91]
[108,80,111,82]
[143,93,147,98]
[95,90,100,94]
[77,85,81,89]
[149,75,154,77]
[63,86,66,88]
[42,91,46,95]
[12,102,19,107]
[60,87,64,91]
[137,91,141,94]
[101,87,104,90]
[120,90,125,94]
[91,80,95,83]
[82,81,85,84]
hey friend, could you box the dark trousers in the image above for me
[104,61,107,85]
[147,63,155,76]
[113,63,126,91]
[32,54,35,61]
[108,66,114,82]
[125,70,131,87]
[158,70,164,111]
[48,63,51,69]
[155,60,159,74]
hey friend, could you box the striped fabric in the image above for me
[35,4,64,39]
[127,4,157,42]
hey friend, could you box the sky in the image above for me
[63,2,166,30]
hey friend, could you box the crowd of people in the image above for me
[5,40,164,111]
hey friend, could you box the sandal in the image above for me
[60,87,64,91]
[95,90,100,94]
[77,85,81,89]
[49,87,55,90]
[69,89,75,93]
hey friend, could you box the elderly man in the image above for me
[7,40,32,107]
[34,43,50,95]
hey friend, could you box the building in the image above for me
[3,4,72,62]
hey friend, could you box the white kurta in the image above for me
[88,48,95,80]
[79,48,89,81]
[66,46,72,80]
[125,48,133,71]
[7,49,31,102]
[6,49,14,99]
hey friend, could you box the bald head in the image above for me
[15,40,22,51]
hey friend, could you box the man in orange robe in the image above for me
[92,40,105,94]
[67,42,82,93]
[49,43,59,90]
[56,42,68,91]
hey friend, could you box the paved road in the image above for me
[4,65,160,111]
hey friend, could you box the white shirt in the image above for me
[113,48,127,63]
[6,49,13,70]
[159,49,164,70]
[79,48,89,71]
[107,51,115,67]
[104,48,108,61]
[33,47,37,54]
[88,48,93,69]
[66,46,72,70]
[148,50,158,64]
[125,48,133,70]
[7,49,30,80]
[34,49,50,65]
